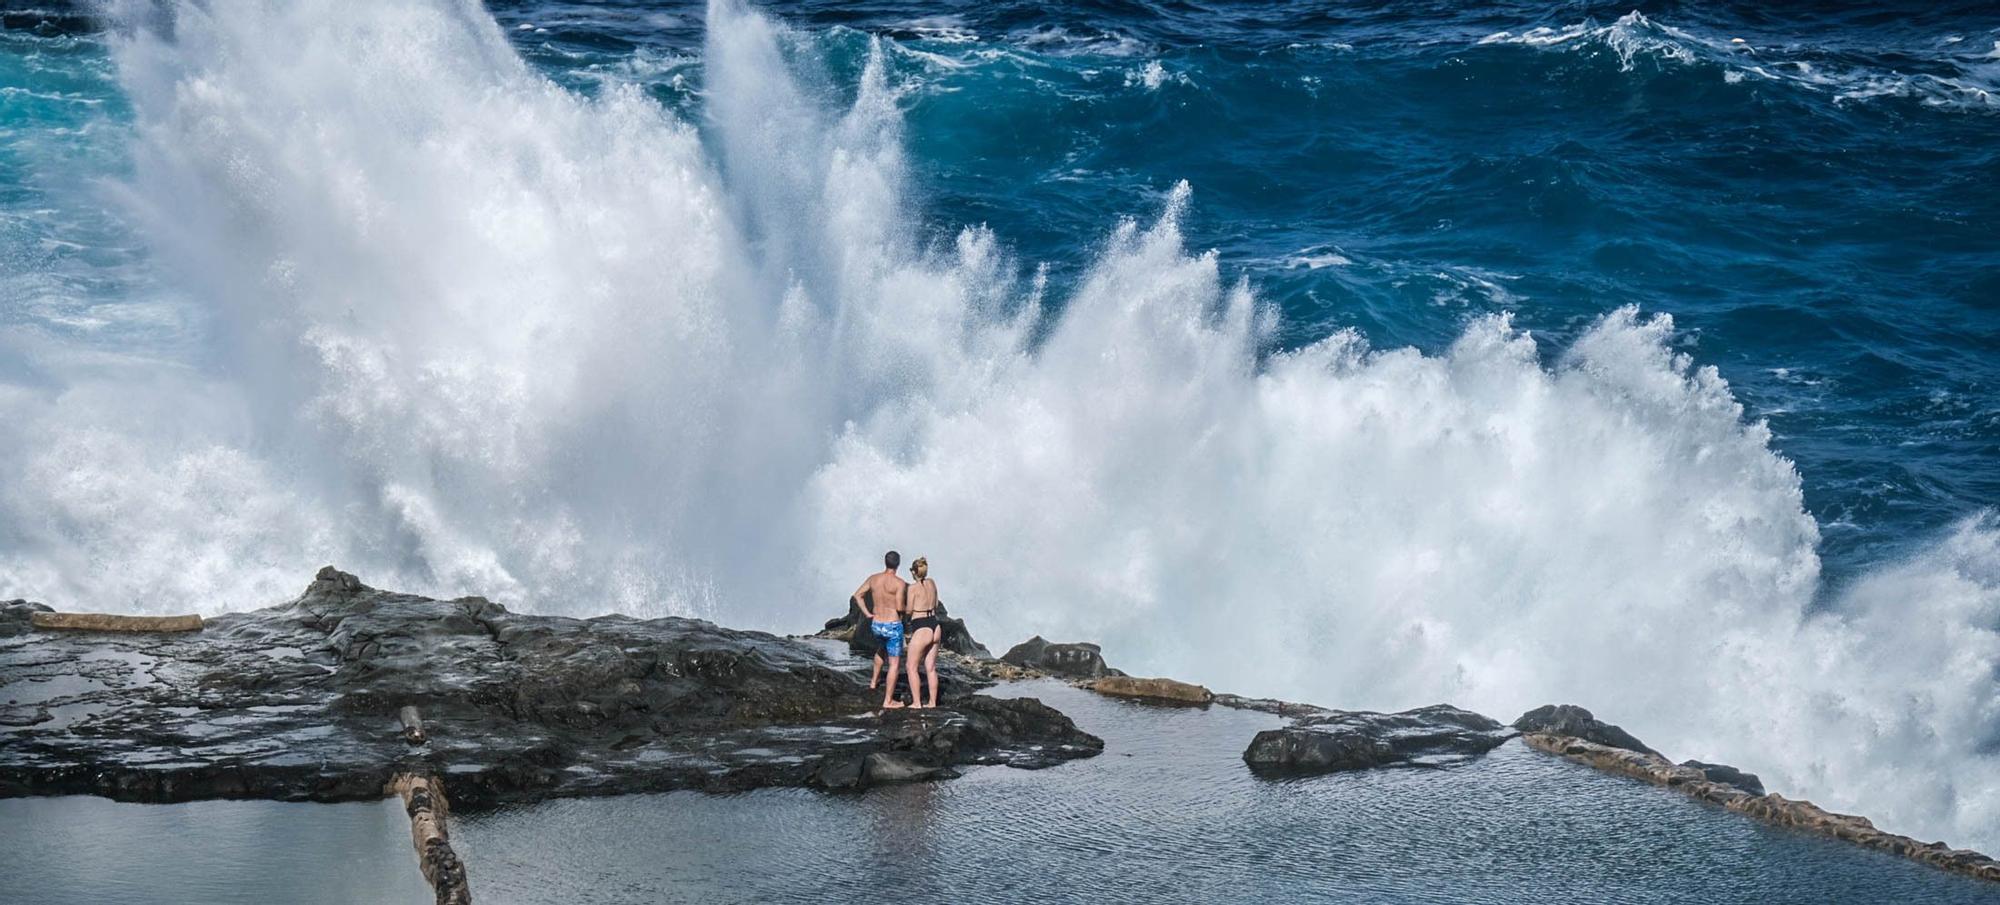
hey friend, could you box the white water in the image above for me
[1479,11,2000,110]
[1,0,1997,853]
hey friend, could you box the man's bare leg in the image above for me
[869,652,883,690]
[880,655,906,709]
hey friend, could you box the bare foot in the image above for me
[881,700,907,709]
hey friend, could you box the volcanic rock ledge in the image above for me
[0,568,1101,808]
[1000,637,1122,679]
[1241,704,1517,774]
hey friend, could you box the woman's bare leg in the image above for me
[906,629,933,708]
[904,632,925,707]
[923,637,941,708]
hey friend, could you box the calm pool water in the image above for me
[0,795,431,904]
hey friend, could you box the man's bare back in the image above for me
[855,569,907,624]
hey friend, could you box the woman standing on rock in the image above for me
[904,557,943,709]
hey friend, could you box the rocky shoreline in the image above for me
[5,570,1997,890]
[0,568,1099,808]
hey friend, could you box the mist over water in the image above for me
[0,0,1997,853]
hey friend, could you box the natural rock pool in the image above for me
[5,680,1994,904]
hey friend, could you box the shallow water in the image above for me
[449,682,1995,904]
[0,795,432,904]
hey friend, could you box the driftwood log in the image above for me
[391,773,472,905]
[30,612,202,633]
[399,706,427,746]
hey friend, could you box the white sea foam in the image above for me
[893,16,978,45]
[1481,11,2000,110]
[1128,60,1168,90]
[1,0,1997,853]
[1288,251,1350,269]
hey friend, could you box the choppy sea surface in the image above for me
[4,682,1998,903]
[1,0,1998,854]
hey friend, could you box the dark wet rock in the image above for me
[824,599,991,660]
[1000,636,1123,679]
[0,568,1101,808]
[0,600,52,638]
[1681,759,1765,796]
[1243,704,1516,775]
[1512,704,1658,756]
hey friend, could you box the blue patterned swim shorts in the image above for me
[870,619,905,657]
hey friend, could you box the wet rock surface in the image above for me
[1087,675,1212,705]
[1681,759,1765,797]
[1511,703,1658,756]
[1243,704,1517,775]
[0,569,1101,809]
[1000,636,1122,679]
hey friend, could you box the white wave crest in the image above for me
[1479,11,2000,111]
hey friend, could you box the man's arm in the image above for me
[851,579,874,622]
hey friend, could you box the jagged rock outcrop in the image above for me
[1243,704,1516,775]
[1001,636,1122,679]
[0,599,50,637]
[0,568,1101,808]
[1681,759,1765,796]
[1512,703,1657,756]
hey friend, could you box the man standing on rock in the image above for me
[852,551,910,709]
